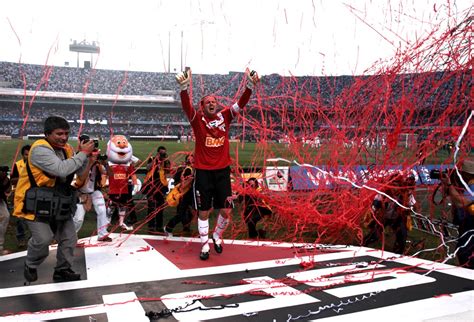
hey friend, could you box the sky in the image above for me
[1,0,472,76]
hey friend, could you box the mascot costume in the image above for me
[106,135,138,231]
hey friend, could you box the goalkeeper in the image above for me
[175,67,260,260]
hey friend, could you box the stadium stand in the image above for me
[0,61,470,143]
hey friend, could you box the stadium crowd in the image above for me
[3,61,467,109]
[0,62,469,143]
[0,105,187,123]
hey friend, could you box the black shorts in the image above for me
[193,167,233,211]
[109,194,133,210]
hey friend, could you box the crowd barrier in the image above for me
[263,164,451,192]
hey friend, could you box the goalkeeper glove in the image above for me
[246,69,260,90]
[175,69,191,91]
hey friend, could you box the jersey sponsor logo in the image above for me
[205,136,225,147]
[113,173,127,180]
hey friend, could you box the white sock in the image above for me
[213,214,229,242]
[201,243,210,253]
[198,218,209,250]
[118,211,126,226]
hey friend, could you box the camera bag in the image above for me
[24,186,58,222]
[23,160,77,222]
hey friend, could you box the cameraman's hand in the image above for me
[89,150,99,163]
[439,172,453,193]
[176,69,191,91]
[78,140,95,156]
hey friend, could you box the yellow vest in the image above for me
[15,159,26,177]
[144,165,168,187]
[13,139,74,220]
[166,166,193,207]
[11,159,26,192]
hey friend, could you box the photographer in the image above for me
[363,173,418,254]
[72,141,111,242]
[142,146,170,232]
[164,153,195,236]
[440,158,474,268]
[0,166,12,255]
[239,177,273,239]
[13,116,95,283]
[10,145,31,248]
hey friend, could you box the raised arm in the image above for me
[176,69,195,120]
[30,145,91,178]
[232,68,260,113]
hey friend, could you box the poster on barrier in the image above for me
[286,164,450,191]
[240,172,265,188]
[264,166,289,191]
[290,166,323,190]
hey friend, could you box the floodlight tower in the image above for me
[168,20,214,73]
[69,40,100,68]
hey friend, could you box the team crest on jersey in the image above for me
[203,113,226,132]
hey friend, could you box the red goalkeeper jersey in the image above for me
[180,88,251,170]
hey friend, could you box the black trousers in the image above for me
[244,206,272,238]
[363,215,408,254]
[147,192,166,230]
[167,190,194,231]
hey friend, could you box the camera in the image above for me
[159,152,168,161]
[98,154,108,161]
[430,168,461,186]
[429,169,448,180]
[79,134,99,149]
[0,165,9,172]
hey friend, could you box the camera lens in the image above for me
[429,169,440,180]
